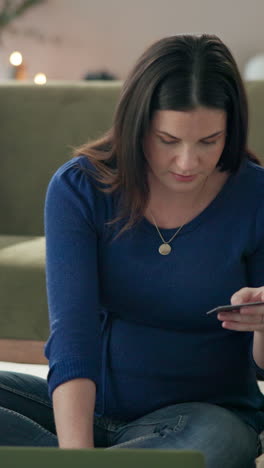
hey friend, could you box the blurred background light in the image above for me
[34,73,47,84]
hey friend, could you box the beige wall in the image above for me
[0,0,263,81]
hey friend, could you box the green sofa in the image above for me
[0,80,264,363]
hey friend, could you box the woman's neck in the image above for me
[145,169,230,228]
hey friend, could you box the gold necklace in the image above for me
[149,212,184,255]
[149,177,209,256]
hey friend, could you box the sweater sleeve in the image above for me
[247,195,264,377]
[44,158,102,398]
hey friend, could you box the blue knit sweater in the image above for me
[44,155,264,433]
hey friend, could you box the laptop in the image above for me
[0,447,205,468]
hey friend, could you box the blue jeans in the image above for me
[0,371,262,468]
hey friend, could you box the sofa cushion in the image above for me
[0,236,49,341]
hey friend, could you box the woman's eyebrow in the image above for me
[155,130,225,140]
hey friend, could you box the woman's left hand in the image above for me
[217,286,264,332]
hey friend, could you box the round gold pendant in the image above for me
[158,243,171,255]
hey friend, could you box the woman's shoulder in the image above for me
[45,155,117,236]
[54,154,100,179]
[240,159,264,221]
[240,159,264,193]
[244,159,264,177]
[46,155,112,211]
[49,154,113,195]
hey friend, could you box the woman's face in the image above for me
[143,106,227,197]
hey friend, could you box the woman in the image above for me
[0,33,264,468]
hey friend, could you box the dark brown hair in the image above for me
[73,33,261,240]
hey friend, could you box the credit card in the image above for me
[206,301,264,315]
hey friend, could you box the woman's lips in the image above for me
[170,172,197,182]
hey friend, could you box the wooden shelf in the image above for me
[0,339,48,364]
